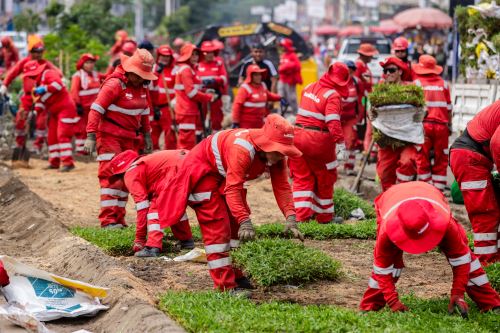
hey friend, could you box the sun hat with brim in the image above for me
[177,43,199,63]
[110,150,140,175]
[357,43,378,57]
[200,41,219,53]
[245,64,267,83]
[76,53,99,70]
[249,114,302,158]
[385,199,450,254]
[121,49,157,81]
[23,60,47,78]
[413,54,443,75]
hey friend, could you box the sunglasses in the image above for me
[383,67,399,74]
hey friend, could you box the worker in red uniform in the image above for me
[450,101,500,265]
[174,43,215,149]
[391,37,414,81]
[278,38,302,115]
[149,44,177,150]
[157,114,304,294]
[84,49,156,228]
[341,60,361,175]
[414,55,452,191]
[289,62,350,224]
[105,40,137,77]
[198,40,228,132]
[24,61,78,171]
[0,37,19,72]
[109,30,129,62]
[0,260,9,288]
[232,64,282,129]
[70,53,103,155]
[375,57,418,191]
[360,181,500,314]
[108,149,194,256]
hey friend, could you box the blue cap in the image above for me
[138,40,155,51]
[344,60,356,69]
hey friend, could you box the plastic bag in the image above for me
[372,104,425,144]
[0,256,108,321]
[173,248,207,263]
[0,303,53,333]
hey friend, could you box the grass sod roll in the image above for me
[369,83,425,108]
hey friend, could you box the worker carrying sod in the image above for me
[359,181,500,315]
[288,62,349,224]
[370,57,425,191]
[157,114,304,295]
[449,100,500,265]
[84,49,156,229]
[414,55,452,191]
[231,64,282,129]
[108,149,194,257]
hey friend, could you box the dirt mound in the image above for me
[0,165,184,333]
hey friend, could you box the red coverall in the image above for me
[198,57,228,131]
[174,63,212,149]
[34,69,78,168]
[14,82,36,149]
[415,75,452,190]
[87,65,151,227]
[360,182,500,311]
[340,77,360,171]
[149,63,177,150]
[278,47,302,112]
[288,75,345,223]
[70,70,102,154]
[157,129,295,290]
[124,150,192,249]
[355,59,373,152]
[0,38,19,71]
[232,81,281,129]
[450,101,500,265]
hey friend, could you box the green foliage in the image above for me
[369,83,425,108]
[160,291,500,333]
[232,239,341,287]
[45,0,65,30]
[333,188,376,219]
[485,263,500,292]
[71,226,136,256]
[159,6,191,39]
[13,9,41,33]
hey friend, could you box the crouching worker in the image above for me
[109,149,194,257]
[157,114,304,295]
[360,181,500,315]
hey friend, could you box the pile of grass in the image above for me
[231,239,341,287]
[159,291,499,333]
[71,226,136,256]
[369,83,425,108]
[333,188,376,220]
[485,263,500,292]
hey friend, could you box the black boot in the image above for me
[60,165,75,172]
[177,239,195,250]
[135,246,160,257]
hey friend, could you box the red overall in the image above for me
[360,182,500,311]
[124,150,192,249]
[341,78,360,171]
[376,145,418,192]
[198,58,228,131]
[288,76,345,223]
[232,82,281,129]
[149,63,177,150]
[14,80,36,149]
[157,129,295,290]
[450,101,500,265]
[87,65,151,227]
[174,63,212,149]
[414,75,452,190]
[70,69,102,154]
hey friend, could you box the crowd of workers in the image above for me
[0,31,499,315]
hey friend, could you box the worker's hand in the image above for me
[0,265,9,287]
[280,97,289,108]
[0,84,7,96]
[283,215,304,242]
[336,142,348,161]
[208,93,216,103]
[448,295,469,318]
[33,86,47,96]
[76,104,84,116]
[202,78,216,86]
[83,132,96,154]
[238,219,256,242]
[143,132,153,154]
[153,107,162,121]
[388,298,409,312]
[156,63,165,74]
[232,123,240,129]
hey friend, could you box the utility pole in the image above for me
[134,0,144,41]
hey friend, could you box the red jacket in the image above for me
[174,63,212,116]
[87,65,151,138]
[278,51,302,85]
[3,56,59,87]
[70,70,103,110]
[372,182,472,303]
[197,58,228,94]
[150,63,176,107]
[232,82,281,126]
[124,149,187,230]
[340,77,360,121]
[414,75,451,124]
[467,100,500,145]
[1,47,19,72]
[33,69,77,120]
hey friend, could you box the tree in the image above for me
[13,9,41,33]
[45,0,65,30]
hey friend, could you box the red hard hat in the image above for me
[392,37,409,51]
[200,41,218,53]
[76,53,99,70]
[121,40,138,56]
[212,39,224,51]
[157,44,173,57]
[110,150,139,175]
[23,60,46,78]
[280,38,294,50]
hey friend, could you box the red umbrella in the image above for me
[315,25,339,36]
[370,19,403,35]
[393,7,452,29]
[338,25,364,37]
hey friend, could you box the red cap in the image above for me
[212,39,224,51]
[249,114,302,158]
[110,150,139,175]
[76,53,99,70]
[23,60,46,78]
[120,49,157,80]
[121,40,137,55]
[413,54,443,75]
[200,41,219,53]
[379,56,410,71]
[385,199,450,254]
[392,37,409,51]
[177,43,199,63]
[157,44,173,57]
[357,43,378,57]
[280,38,294,51]
[244,64,267,83]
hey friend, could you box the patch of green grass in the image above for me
[159,291,500,333]
[369,83,425,107]
[485,263,500,292]
[71,226,136,256]
[334,188,376,219]
[231,239,341,287]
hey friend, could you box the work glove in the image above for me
[448,295,469,318]
[143,132,153,154]
[387,298,409,312]
[0,265,9,287]
[283,215,304,242]
[153,107,162,121]
[238,219,256,242]
[280,97,289,108]
[33,86,47,96]
[156,63,165,74]
[76,104,84,116]
[336,142,348,161]
[232,123,240,129]
[202,78,216,86]
[0,84,7,96]
[83,132,96,154]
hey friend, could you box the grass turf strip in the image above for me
[333,188,376,219]
[159,291,500,333]
[485,263,500,292]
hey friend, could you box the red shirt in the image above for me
[174,63,212,116]
[278,51,302,85]
[33,69,77,120]
[414,74,451,124]
[70,70,103,110]
[232,82,281,127]
[3,56,60,87]
[340,77,360,121]
[467,100,500,144]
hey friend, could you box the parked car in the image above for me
[0,31,28,58]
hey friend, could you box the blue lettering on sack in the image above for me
[28,277,76,298]
[46,304,82,312]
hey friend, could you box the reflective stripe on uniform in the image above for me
[293,191,332,206]
[373,264,394,275]
[243,101,266,108]
[101,188,128,198]
[392,268,402,277]
[79,88,100,96]
[187,88,198,98]
[241,83,252,94]
[51,82,63,90]
[325,114,341,122]
[108,104,147,116]
[48,144,59,151]
[101,199,125,207]
[136,200,150,210]
[147,224,164,234]
[474,245,498,255]
[448,253,471,266]
[35,103,45,109]
[147,212,159,220]
[48,152,60,158]
[426,101,448,108]
[294,201,334,214]
[174,84,185,90]
[178,123,196,130]
[467,274,489,286]
[59,143,73,149]
[297,108,325,121]
[234,138,256,160]
[205,243,230,254]
[189,192,212,202]
[473,233,497,241]
[342,96,357,103]
[418,173,431,180]
[396,172,414,182]
[211,131,226,177]
[326,160,339,170]
[422,85,444,91]
[41,92,52,102]
[368,277,380,289]
[61,117,80,124]
[432,174,447,182]
[434,183,446,189]
[323,89,336,98]
[470,258,481,272]
[382,196,450,220]
[207,257,232,269]
[461,180,487,190]
[91,103,106,114]
[59,150,73,157]
[96,153,115,161]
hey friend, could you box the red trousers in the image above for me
[151,107,177,150]
[342,118,358,170]
[203,99,223,131]
[75,108,89,154]
[289,127,337,223]
[417,122,449,190]
[176,114,199,149]
[377,145,418,191]
[96,132,138,227]
[47,112,76,168]
[14,95,33,148]
[33,111,48,152]
[450,148,500,265]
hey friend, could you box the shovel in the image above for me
[349,138,375,194]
